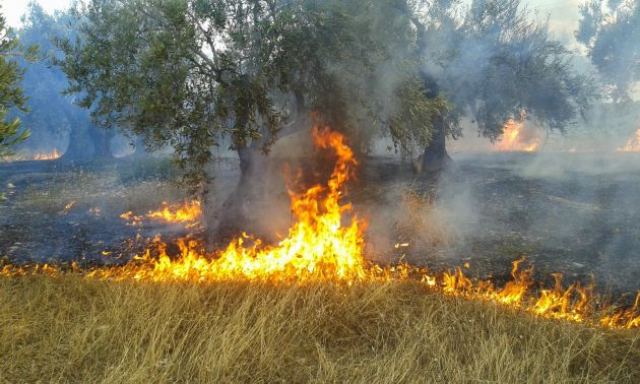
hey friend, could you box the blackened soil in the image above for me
[1,153,639,295]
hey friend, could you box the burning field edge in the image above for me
[2,127,639,331]
[1,276,639,383]
[2,127,640,383]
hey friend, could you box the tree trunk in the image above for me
[419,117,451,173]
[414,71,451,174]
[211,144,268,241]
[89,125,113,159]
[130,136,146,157]
[61,125,93,162]
[61,124,112,162]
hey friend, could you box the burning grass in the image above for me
[120,200,202,227]
[3,127,640,382]
[1,148,62,162]
[3,127,639,330]
[1,276,638,383]
[495,113,542,152]
[618,128,640,152]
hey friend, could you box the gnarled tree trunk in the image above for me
[419,117,451,173]
[212,144,269,241]
[415,72,451,174]
[61,124,112,162]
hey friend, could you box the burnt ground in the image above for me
[362,152,640,295]
[0,158,191,266]
[1,152,640,295]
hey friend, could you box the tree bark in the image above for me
[61,125,92,162]
[212,144,268,240]
[130,136,146,157]
[419,117,451,173]
[89,125,113,159]
[61,124,112,162]
[416,72,451,174]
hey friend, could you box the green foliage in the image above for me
[10,3,91,155]
[0,7,30,158]
[578,0,640,101]
[59,0,445,191]
[389,80,449,151]
[416,0,596,141]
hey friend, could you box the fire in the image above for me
[120,211,144,226]
[32,149,61,160]
[106,126,366,281]
[2,148,61,162]
[146,200,202,224]
[600,293,640,329]
[433,259,638,328]
[495,115,542,152]
[2,126,640,330]
[617,128,640,152]
[120,201,202,227]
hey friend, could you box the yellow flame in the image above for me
[617,128,640,152]
[495,115,541,152]
[2,127,639,329]
[120,201,202,227]
[120,211,144,226]
[2,148,61,162]
[108,126,366,282]
[146,200,202,224]
[32,149,61,161]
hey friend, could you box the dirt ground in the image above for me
[1,152,639,295]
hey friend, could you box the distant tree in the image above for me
[577,0,640,102]
[408,0,595,170]
[15,3,113,161]
[0,6,30,158]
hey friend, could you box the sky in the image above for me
[3,0,585,34]
[2,0,71,27]
[2,0,584,36]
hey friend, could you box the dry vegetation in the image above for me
[1,276,639,383]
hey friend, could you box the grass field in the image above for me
[1,276,639,383]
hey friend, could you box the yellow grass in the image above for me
[1,276,639,383]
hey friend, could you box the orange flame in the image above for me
[146,200,202,224]
[2,148,61,162]
[2,127,640,329]
[617,128,640,152]
[32,149,61,161]
[109,126,366,281]
[120,200,202,227]
[495,115,541,152]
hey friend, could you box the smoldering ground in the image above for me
[4,136,640,297]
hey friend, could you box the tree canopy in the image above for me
[58,0,596,188]
[418,0,596,141]
[0,6,30,157]
[13,2,117,161]
[59,0,446,191]
[578,0,640,101]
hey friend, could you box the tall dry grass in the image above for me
[1,276,638,383]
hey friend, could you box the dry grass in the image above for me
[1,277,639,384]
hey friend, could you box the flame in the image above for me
[107,126,366,282]
[2,148,61,162]
[495,115,541,152]
[617,128,640,152]
[120,211,144,226]
[2,127,640,329]
[32,149,61,160]
[120,201,202,227]
[146,200,202,224]
[600,293,640,329]
[434,259,637,328]
[61,201,76,215]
